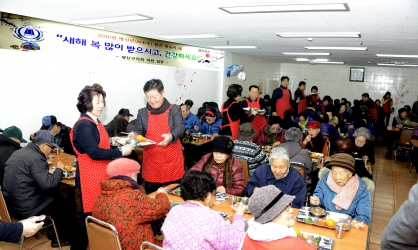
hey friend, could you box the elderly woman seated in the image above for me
[242,185,316,250]
[191,136,245,195]
[254,116,286,147]
[92,158,170,248]
[245,147,306,208]
[310,153,374,224]
[162,170,246,250]
[352,127,375,165]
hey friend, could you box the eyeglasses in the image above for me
[45,143,55,151]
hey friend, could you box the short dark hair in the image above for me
[226,84,243,98]
[284,109,294,120]
[264,94,270,100]
[334,138,355,154]
[383,91,391,98]
[269,116,281,126]
[76,83,106,113]
[143,79,164,93]
[323,95,332,102]
[298,81,306,87]
[180,170,216,201]
[404,105,411,112]
[298,112,308,121]
[311,86,318,91]
[341,98,347,103]
[346,101,352,106]
[362,93,369,98]
[353,118,367,128]
[307,100,314,108]
[249,85,259,91]
[185,99,194,108]
[281,76,289,82]
[399,108,407,115]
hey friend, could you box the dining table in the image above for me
[149,184,369,250]
[410,139,418,147]
[48,151,76,186]
[188,135,214,146]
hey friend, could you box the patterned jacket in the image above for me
[232,140,268,175]
[92,179,170,249]
[254,126,286,147]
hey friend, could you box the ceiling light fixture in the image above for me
[219,3,349,14]
[70,14,152,25]
[282,52,330,56]
[277,32,360,38]
[376,54,418,58]
[160,34,220,39]
[209,46,258,49]
[377,63,418,67]
[296,58,309,61]
[312,61,344,64]
[305,47,367,51]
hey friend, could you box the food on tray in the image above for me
[326,218,335,227]
[351,220,365,229]
[293,228,300,237]
[174,190,181,196]
[313,236,322,244]
[65,165,72,172]
[300,233,310,240]
[304,217,314,224]
[169,201,182,209]
[311,153,317,158]
[315,219,326,226]
[310,207,325,216]
[244,207,251,213]
[135,135,147,142]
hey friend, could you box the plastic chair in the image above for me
[140,241,165,250]
[235,157,250,186]
[85,215,122,250]
[0,189,62,250]
[394,127,414,162]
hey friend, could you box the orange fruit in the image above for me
[65,166,72,172]
[294,228,300,237]
[326,218,335,227]
[136,135,147,142]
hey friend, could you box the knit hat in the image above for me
[118,108,133,117]
[107,158,141,178]
[237,123,257,141]
[3,126,27,143]
[307,121,321,129]
[34,130,59,148]
[325,153,356,175]
[211,136,234,155]
[205,108,217,118]
[249,185,295,224]
[268,116,282,126]
[40,115,58,131]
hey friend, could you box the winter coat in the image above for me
[381,183,418,250]
[313,168,373,224]
[277,142,316,194]
[105,114,128,137]
[0,222,23,243]
[2,143,63,219]
[191,153,245,196]
[245,164,306,208]
[254,126,286,147]
[0,134,22,185]
[352,139,375,165]
[232,140,268,175]
[183,112,200,133]
[199,118,223,135]
[162,202,245,250]
[242,219,315,250]
[92,179,170,249]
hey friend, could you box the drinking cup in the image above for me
[335,225,346,239]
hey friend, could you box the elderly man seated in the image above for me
[181,103,200,132]
[245,147,306,208]
[310,153,373,224]
[3,130,72,247]
[277,127,316,195]
[302,121,327,154]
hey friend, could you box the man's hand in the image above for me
[272,141,281,147]
[272,112,277,116]
[56,161,65,171]
[21,215,45,237]
[303,135,312,145]
[194,125,200,131]
[253,187,259,193]
[121,145,133,156]
[216,186,226,193]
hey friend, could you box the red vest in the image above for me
[275,87,291,119]
[245,98,267,136]
[220,101,241,140]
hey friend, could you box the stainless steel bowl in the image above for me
[309,207,326,218]
[301,238,319,248]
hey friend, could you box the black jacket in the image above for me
[2,143,63,219]
[58,123,75,155]
[0,134,21,185]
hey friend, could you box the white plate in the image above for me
[47,161,52,165]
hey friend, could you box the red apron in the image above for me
[70,116,111,212]
[220,101,240,140]
[311,95,319,106]
[143,105,184,183]
[297,91,307,114]
[245,98,267,135]
[275,87,291,119]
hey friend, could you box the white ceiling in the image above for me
[1,0,418,66]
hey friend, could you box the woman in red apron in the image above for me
[70,84,133,249]
[220,84,256,140]
[132,79,185,194]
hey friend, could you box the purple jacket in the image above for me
[162,202,245,250]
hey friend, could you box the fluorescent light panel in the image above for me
[305,47,367,51]
[160,34,220,39]
[209,46,258,49]
[296,58,309,61]
[282,52,330,56]
[70,14,152,25]
[376,54,418,58]
[277,32,360,38]
[377,63,418,67]
[313,61,344,64]
[219,3,349,14]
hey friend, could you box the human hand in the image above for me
[235,202,245,215]
[213,133,219,137]
[296,97,300,104]
[272,112,277,116]
[216,186,226,193]
[348,125,354,130]
[362,155,369,160]
[121,145,133,156]
[56,161,65,171]
[194,125,199,131]
[253,187,259,193]
[251,110,258,116]
[112,137,122,147]
[128,131,138,139]
[310,196,321,206]
[396,124,403,128]
[157,187,167,194]
[158,133,173,147]
[20,215,45,237]
[303,135,312,144]
[272,141,281,147]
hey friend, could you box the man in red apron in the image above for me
[294,81,308,115]
[271,76,294,119]
[242,85,268,136]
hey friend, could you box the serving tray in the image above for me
[296,206,352,230]
[299,231,334,250]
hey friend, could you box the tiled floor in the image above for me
[1,146,417,250]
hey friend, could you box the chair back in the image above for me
[140,241,165,250]
[290,162,306,181]
[399,127,414,145]
[235,157,250,186]
[323,139,331,156]
[86,216,122,250]
[0,190,12,223]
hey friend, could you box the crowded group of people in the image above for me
[0,75,416,250]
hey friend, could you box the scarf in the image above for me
[307,132,324,153]
[327,173,359,210]
[110,175,141,190]
[147,98,171,114]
